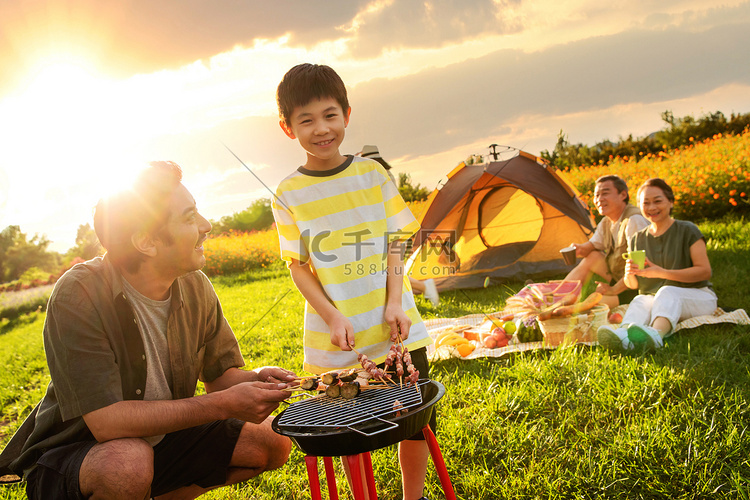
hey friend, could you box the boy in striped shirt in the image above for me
[273,63,433,500]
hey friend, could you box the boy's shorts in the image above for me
[376,346,437,441]
[25,418,244,500]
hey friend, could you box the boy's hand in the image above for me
[329,314,355,350]
[384,303,411,341]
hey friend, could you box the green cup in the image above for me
[622,250,646,268]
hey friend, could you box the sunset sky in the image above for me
[1,0,749,252]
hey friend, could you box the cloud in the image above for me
[344,0,524,58]
[0,0,363,89]
[346,20,750,161]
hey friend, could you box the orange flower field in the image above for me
[202,229,280,276]
[561,129,750,221]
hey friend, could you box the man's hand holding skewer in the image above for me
[254,366,298,384]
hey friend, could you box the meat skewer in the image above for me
[325,383,341,398]
[383,344,398,371]
[340,381,361,399]
[352,349,391,383]
[338,368,359,383]
[299,377,319,391]
[395,347,404,387]
[320,371,339,386]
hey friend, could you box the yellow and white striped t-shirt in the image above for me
[272,156,432,373]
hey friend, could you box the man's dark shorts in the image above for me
[25,418,244,500]
[376,346,436,441]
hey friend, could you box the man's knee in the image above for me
[566,250,609,281]
[234,421,292,472]
[80,438,154,497]
[267,434,292,471]
[255,426,292,472]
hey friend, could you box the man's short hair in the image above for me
[596,174,630,203]
[94,161,183,273]
[276,63,349,126]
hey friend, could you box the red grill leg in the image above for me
[361,452,378,500]
[322,457,339,500]
[304,456,323,500]
[345,454,368,500]
[422,425,457,500]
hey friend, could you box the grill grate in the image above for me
[277,379,427,430]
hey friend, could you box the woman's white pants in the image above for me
[622,285,718,336]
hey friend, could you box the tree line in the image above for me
[0,223,102,285]
[540,110,750,169]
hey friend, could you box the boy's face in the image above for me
[280,97,351,170]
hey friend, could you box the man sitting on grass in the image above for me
[564,175,649,308]
[0,161,295,499]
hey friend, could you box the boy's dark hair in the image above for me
[276,63,349,126]
[94,161,183,273]
[596,174,630,203]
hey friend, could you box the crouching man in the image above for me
[0,161,294,499]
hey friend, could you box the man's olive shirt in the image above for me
[0,256,244,481]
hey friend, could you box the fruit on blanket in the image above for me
[435,329,460,346]
[552,292,603,317]
[446,337,470,347]
[503,321,516,336]
[608,312,623,324]
[516,317,543,343]
[435,329,456,342]
[492,326,506,338]
[457,343,476,357]
[483,336,498,349]
[436,332,470,349]
[489,317,505,329]
[462,330,480,341]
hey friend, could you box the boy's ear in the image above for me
[131,231,158,258]
[279,120,296,139]
[344,107,352,127]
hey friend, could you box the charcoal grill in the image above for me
[273,379,456,500]
[273,379,442,456]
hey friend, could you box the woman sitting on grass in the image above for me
[597,178,718,353]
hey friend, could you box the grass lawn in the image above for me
[1,216,749,499]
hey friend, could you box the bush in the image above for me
[203,230,282,276]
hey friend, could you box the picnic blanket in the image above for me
[426,307,750,361]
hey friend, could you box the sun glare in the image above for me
[0,52,155,250]
[3,54,147,187]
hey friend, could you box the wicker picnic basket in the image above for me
[537,305,609,347]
